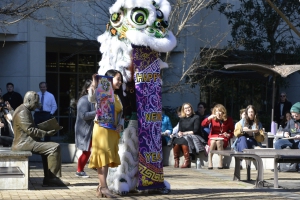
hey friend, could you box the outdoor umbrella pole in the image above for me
[271,75,276,123]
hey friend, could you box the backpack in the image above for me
[279,163,298,172]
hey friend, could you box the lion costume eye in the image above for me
[110,11,124,27]
[130,8,148,27]
[156,9,164,19]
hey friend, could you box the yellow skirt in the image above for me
[88,122,121,168]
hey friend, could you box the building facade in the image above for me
[1,1,299,136]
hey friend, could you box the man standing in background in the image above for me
[274,92,292,126]
[2,83,23,110]
[34,82,57,141]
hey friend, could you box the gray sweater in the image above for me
[74,95,96,151]
[283,119,300,138]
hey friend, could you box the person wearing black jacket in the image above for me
[274,92,292,126]
[0,113,14,147]
[0,98,14,147]
[2,83,23,110]
[171,103,206,168]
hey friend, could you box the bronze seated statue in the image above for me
[11,91,69,187]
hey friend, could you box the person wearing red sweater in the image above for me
[201,104,234,169]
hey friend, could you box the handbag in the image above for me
[254,131,265,143]
[279,163,298,172]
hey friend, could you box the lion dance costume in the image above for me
[97,0,177,195]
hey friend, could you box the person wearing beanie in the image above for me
[273,102,300,172]
[290,102,300,114]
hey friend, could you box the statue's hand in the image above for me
[46,130,56,136]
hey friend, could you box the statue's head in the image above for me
[24,91,40,111]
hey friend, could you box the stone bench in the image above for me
[211,149,300,189]
[0,147,32,190]
[243,149,300,188]
[162,146,232,168]
[210,150,264,188]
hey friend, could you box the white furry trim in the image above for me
[126,30,177,52]
[109,0,171,25]
[164,180,171,190]
[118,182,130,194]
[159,58,168,69]
[155,0,171,20]
[97,32,133,81]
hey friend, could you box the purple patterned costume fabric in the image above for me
[133,46,165,190]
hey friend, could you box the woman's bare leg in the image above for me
[216,141,224,168]
[209,140,217,168]
[97,165,116,198]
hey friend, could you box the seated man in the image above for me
[274,102,300,171]
[11,91,69,186]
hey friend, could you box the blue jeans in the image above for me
[236,136,258,152]
[274,139,300,169]
[274,139,300,149]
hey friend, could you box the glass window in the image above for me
[46,52,58,72]
[46,73,58,115]
[59,53,77,72]
[46,51,100,138]
[78,54,97,73]
[59,73,77,116]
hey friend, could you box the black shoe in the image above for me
[271,169,282,173]
[271,166,281,172]
[217,167,223,169]
[43,177,70,187]
[208,167,213,170]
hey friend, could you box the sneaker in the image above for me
[75,171,89,178]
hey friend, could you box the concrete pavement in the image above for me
[1,162,300,199]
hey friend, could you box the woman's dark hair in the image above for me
[176,106,182,113]
[244,105,259,128]
[79,79,92,99]
[197,102,207,109]
[105,69,124,101]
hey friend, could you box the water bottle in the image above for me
[196,158,201,169]
[273,125,283,147]
[278,125,283,133]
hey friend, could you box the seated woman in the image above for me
[161,108,173,146]
[202,104,234,169]
[234,105,265,152]
[280,111,292,129]
[170,106,182,136]
[171,103,205,168]
[231,108,246,151]
[0,99,14,147]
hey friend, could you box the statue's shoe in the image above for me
[42,177,70,187]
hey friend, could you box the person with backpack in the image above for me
[275,102,300,148]
[273,102,300,172]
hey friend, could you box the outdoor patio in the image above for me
[1,162,300,199]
